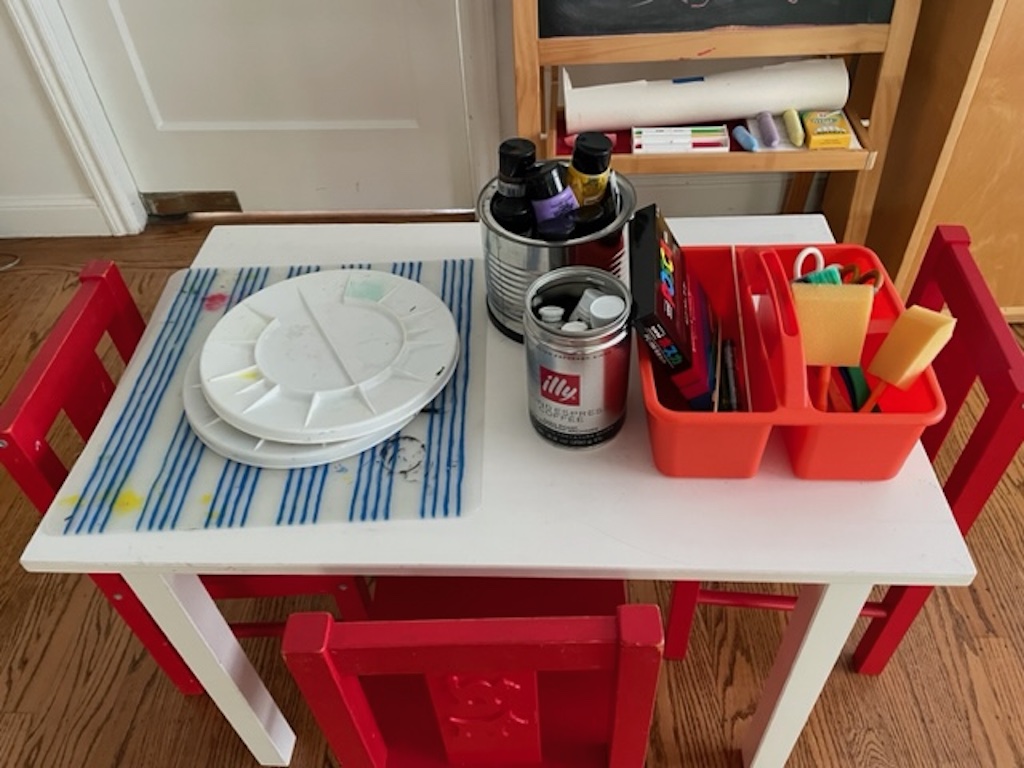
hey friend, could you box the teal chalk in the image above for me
[732,125,759,152]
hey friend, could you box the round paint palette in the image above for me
[199,269,459,444]
[183,355,414,469]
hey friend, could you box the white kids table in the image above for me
[21,216,975,767]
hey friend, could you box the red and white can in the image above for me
[523,267,633,447]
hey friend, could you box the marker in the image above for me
[732,125,759,152]
[634,139,725,149]
[632,125,728,140]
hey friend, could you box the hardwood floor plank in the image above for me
[0,223,1022,767]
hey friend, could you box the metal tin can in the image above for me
[477,172,636,342]
[523,267,633,447]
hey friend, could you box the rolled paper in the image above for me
[564,59,849,134]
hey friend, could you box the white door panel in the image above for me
[59,0,480,210]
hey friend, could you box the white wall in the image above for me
[2,2,797,238]
[0,8,109,236]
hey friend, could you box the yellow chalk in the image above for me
[784,109,805,147]
[792,283,873,367]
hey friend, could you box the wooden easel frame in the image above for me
[511,0,922,242]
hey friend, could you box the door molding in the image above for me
[456,0,502,200]
[7,0,499,229]
[5,0,147,235]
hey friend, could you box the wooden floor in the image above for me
[1,222,1022,768]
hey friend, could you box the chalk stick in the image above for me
[732,125,759,152]
[783,109,805,147]
[757,111,780,148]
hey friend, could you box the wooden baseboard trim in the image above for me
[182,210,478,226]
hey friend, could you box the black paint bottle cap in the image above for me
[498,138,537,182]
[526,161,569,200]
[571,132,613,175]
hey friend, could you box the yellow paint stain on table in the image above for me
[112,489,144,515]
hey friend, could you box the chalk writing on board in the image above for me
[538,0,895,37]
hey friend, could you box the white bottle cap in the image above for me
[538,305,565,323]
[561,321,589,332]
[568,287,604,325]
[589,294,626,327]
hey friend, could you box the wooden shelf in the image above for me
[512,0,924,243]
[604,148,874,175]
[537,24,891,65]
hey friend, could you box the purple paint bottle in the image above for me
[527,162,579,240]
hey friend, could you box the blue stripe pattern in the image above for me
[133,267,270,531]
[62,259,477,534]
[66,269,217,533]
[416,259,473,518]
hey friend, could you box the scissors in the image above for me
[840,264,883,293]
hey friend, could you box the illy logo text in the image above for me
[540,366,580,406]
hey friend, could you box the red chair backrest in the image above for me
[909,226,1024,533]
[0,261,145,512]
[283,604,663,768]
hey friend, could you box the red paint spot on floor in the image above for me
[203,292,228,311]
[697,47,716,56]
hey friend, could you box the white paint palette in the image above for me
[199,270,459,445]
[183,354,415,469]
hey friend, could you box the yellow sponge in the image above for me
[868,305,956,389]
[792,283,873,366]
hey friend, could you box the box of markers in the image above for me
[631,125,730,154]
[629,204,715,409]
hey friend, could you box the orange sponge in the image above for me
[792,283,874,366]
[867,305,956,389]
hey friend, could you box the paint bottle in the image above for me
[527,161,579,240]
[490,138,536,237]
[567,132,613,206]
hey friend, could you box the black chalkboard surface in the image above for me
[539,0,894,38]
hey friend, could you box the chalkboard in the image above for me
[538,0,895,38]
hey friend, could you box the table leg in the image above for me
[741,582,873,768]
[123,572,296,767]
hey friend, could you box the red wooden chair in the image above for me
[283,603,664,767]
[0,261,370,696]
[663,225,1024,673]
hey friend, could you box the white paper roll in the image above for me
[564,58,849,134]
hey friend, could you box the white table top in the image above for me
[21,215,975,587]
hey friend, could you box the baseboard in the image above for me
[0,195,111,237]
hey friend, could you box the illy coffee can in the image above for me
[523,267,633,447]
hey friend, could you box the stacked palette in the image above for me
[184,270,460,469]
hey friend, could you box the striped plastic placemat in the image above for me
[56,259,484,534]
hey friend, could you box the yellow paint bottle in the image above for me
[567,132,613,206]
